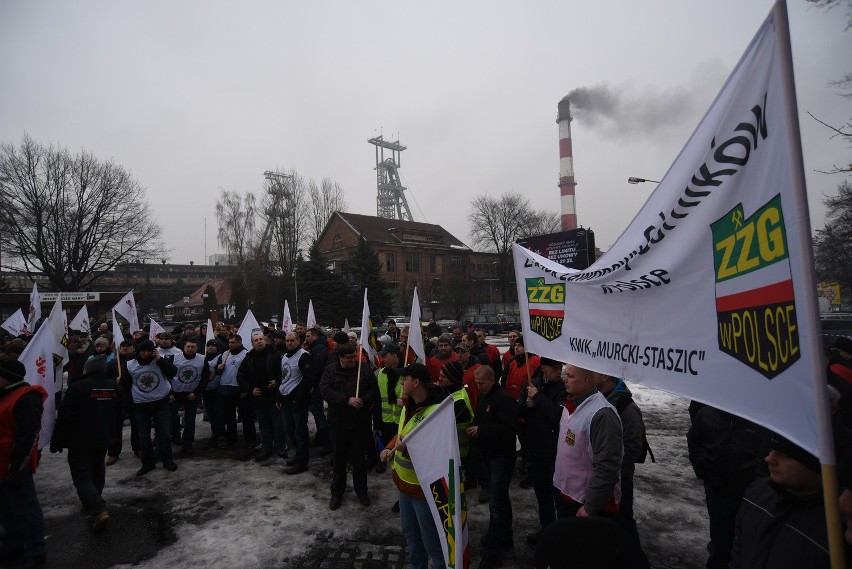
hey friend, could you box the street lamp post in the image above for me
[294,265,299,324]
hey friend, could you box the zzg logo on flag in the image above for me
[526,277,565,341]
[711,195,799,379]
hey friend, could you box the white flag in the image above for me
[238,309,263,351]
[358,289,376,364]
[343,318,350,333]
[407,288,427,365]
[26,282,41,333]
[46,297,69,370]
[1,309,27,337]
[306,300,316,329]
[404,397,469,568]
[149,318,166,342]
[113,291,140,333]
[112,311,123,347]
[69,305,90,338]
[281,301,293,333]
[514,3,831,463]
[206,318,215,347]
[20,320,56,449]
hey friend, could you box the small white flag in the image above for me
[26,282,41,333]
[113,291,140,333]
[69,305,90,338]
[343,318,350,333]
[1,309,28,337]
[282,301,293,333]
[46,297,69,370]
[358,289,376,364]
[238,309,263,351]
[206,318,215,347]
[149,318,166,342]
[306,300,317,329]
[407,287,427,365]
[112,311,123,346]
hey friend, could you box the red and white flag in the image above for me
[1,309,27,337]
[26,282,41,333]
[19,320,56,449]
[113,291,140,333]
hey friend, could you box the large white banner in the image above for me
[514,2,831,462]
[403,397,469,569]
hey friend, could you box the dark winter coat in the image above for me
[730,478,830,569]
[472,382,517,461]
[52,371,123,449]
[519,375,566,458]
[687,406,767,491]
[237,346,279,396]
[319,361,377,430]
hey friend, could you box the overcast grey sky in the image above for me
[1,1,849,265]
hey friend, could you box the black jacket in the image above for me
[52,371,123,449]
[472,383,517,461]
[519,376,566,458]
[237,346,279,396]
[730,478,832,569]
[0,381,44,476]
[319,361,377,430]
[307,337,329,387]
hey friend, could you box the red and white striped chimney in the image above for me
[557,96,577,230]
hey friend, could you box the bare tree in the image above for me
[467,192,535,302]
[306,177,348,246]
[263,168,308,277]
[518,209,562,239]
[215,189,261,267]
[0,135,163,291]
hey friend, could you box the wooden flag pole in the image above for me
[355,343,363,399]
[821,463,846,569]
[524,351,533,387]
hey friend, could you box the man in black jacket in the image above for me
[105,340,137,465]
[276,331,313,474]
[238,334,286,462]
[520,357,567,545]
[468,365,518,569]
[688,405,766,569]
[51,355,123,531]
[306,327,331,455]
[730,434,829,568]
[320,342,378,510]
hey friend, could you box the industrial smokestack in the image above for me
[557,96,577,231]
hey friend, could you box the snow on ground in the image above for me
[33,342,710,568]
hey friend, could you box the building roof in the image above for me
[165,279,232,308]
[325,212,471,250]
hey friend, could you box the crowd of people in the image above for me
[2,317,852,568]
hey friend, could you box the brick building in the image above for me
[316,212,510,319]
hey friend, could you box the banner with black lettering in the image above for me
[403,397,470,569]
[514,2,832,462]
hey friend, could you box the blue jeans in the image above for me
[0,469,45,557]
[253,395,287,455]
[281,396,310,466]
[483,455,513,554]
[135,400,173,465]
[399,491,446,569]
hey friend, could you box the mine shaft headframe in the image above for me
[368,135,413,221]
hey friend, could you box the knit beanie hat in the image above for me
[441,361,464,385]
[0,359,26,383]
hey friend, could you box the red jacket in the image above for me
[504,355,541,402]
[0,384,47,481]
[427,352,458,382]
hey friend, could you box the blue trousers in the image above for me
[281,396,310,466]
[483,455,513,554]
[253,395,287,455]
[399,491,446,569]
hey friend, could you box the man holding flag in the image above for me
[380,362,450,569]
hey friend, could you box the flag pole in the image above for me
[774,1,843,566]
[525,352,533,387]
[356,343,363,399]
